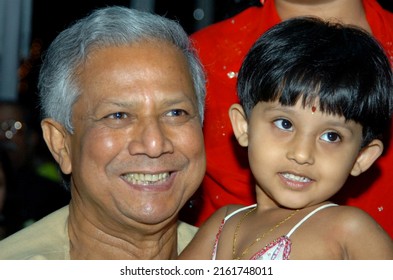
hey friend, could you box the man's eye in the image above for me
[107,112,127,119]
[166,109,188,117]
[320,131,341,143]
[273,118,293,131]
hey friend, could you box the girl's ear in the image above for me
[350,139,383,176]
[229,103,249,147]
[41,118,72,175]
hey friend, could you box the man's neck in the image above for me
[275,0,371,32]
[67,201,178,260]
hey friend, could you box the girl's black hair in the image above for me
[237,17,393,146]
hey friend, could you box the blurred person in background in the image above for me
[0,146,18,239]
[0,101,70,230]
[0,147,10,239]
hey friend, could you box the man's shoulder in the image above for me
[0,206,70,260]
[177,221,198,254]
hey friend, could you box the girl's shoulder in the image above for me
[206,204,256,223]
[302,203,380,234]
[325,205,393,259]
[290,204,393,259]
[322,204,378,230]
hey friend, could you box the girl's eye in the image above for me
[273,118,293,131]
[320,131,341,143]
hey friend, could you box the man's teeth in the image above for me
[281,173,311,182]
[122,173,170,185]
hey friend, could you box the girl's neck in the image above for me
[275,0,371,33]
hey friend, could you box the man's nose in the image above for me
[128,118,174,158]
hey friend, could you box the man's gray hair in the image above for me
[38,6,206,132]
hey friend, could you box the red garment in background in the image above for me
[190,0,393,237]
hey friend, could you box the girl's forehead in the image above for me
[260,98,348,119]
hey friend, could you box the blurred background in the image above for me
[0,0,393,103]
[1,0,392,103]
[1,0,256,104]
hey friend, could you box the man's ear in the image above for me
[41,118,72,175]
[229,103,249,147]
[350,139,383,176]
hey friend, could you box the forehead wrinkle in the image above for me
[161,91,197,106]
[97,91,196,110]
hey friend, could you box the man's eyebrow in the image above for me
[98,99,134,107]
[98,95,196,108]
[161,96,196,107]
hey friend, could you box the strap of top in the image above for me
[286,203,338,238]
[222,203,338,237]
[223,204,257,222]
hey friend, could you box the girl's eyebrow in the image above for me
[263,103,358,134]
[262,103,296,113]
[322,119,357,134]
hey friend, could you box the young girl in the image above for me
[179,17,393,260]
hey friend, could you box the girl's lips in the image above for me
[280,172,311,183]
[279,172,313,189]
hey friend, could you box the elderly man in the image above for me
[0,6,206,259]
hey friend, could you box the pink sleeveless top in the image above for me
[212,203,338,260]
